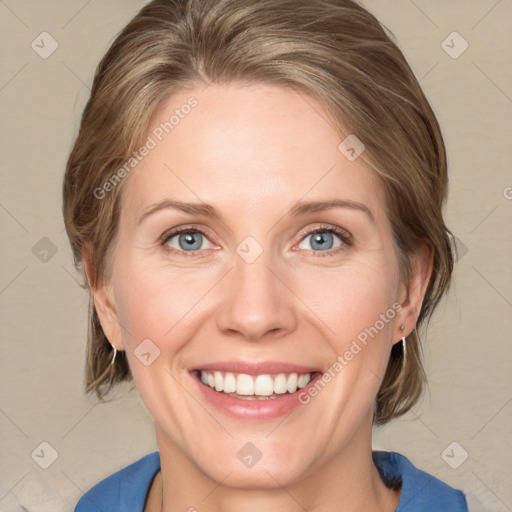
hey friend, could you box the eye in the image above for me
[161,227,214,256]
[296,225,352,255]
[160,224,352,257]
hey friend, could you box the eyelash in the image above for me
[160,224,353,258]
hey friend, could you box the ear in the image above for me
[82,244,125,351]
[394,240,433,343]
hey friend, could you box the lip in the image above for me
[189,362,322,420]
[189,360,321,375]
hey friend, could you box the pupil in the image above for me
[312,232,333,250]
[180,232,201,250]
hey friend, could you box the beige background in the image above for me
[0,1,511,510]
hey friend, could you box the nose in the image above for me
[215,250,298,342]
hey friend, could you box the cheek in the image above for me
[294,258,399,406]
[296,258,399,344]
[116,277,171,341]
[114,279,169,399]
[113,256,211,341]
[110,263,204,431]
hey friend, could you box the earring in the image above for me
[398,323,407,377]
[110,346,117,367]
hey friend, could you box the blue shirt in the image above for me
[75,450,468,511]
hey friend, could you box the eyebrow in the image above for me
[137,198,375,225]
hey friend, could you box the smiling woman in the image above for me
[62,0,468,511]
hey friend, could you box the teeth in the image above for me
[274,373,288,394]
[255,375,274,396]
[223,372,236,393]
[236,374,254,395]
[287,373,298,393]
[199,371,313,396]
[214,371,223,392]
[298,374,310,389]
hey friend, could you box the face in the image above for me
[93,82,424,488]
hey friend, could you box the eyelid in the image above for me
[160,224,214,244]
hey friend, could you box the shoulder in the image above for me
[373,451,468,511]
[74,451,160,512]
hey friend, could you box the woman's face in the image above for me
[95,82,420,487]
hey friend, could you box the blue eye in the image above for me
[298,228,347,253]
[161,225,351,258]
[163,229,212,253]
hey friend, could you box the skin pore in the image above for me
[87,82,432,512]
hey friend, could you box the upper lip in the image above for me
[190,361,321,375]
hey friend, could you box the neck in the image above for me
[152,416,399,512]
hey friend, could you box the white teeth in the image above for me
[214,371,223,392]
[287,373,298,393]
[199,370,313,396]
[298,373,311,388]
[236,374,254,395]
[273,373,288,394]
[254,375,274,396]
[223,372,236,393]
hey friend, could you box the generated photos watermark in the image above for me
[93,97,198,200]
[298,301,403,404]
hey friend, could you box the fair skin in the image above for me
[85,82,432,512]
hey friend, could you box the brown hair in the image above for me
[62,0,454,424]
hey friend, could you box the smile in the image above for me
[198,370,315,399]
[189,361,322,418]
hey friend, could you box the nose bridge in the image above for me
[215,245,296,340]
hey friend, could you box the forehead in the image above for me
[121,82,384,223]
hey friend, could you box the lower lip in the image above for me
[190,371,321,420]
